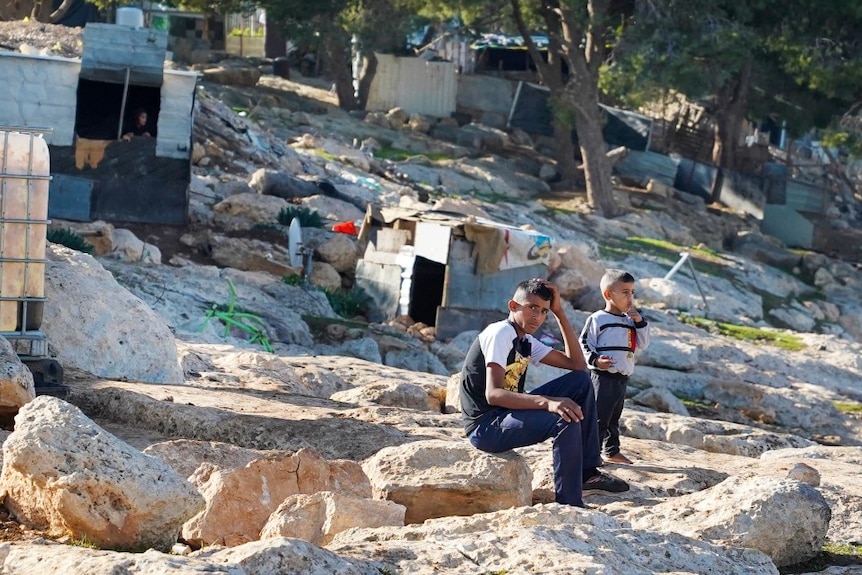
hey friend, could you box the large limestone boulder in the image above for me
[208,235,297,277]
[0,397,204,552]
[0,337,34,422]
[330,381,440,411]
[0,537,376,574]
[212,192,289,223]
[144,439,283,479]
[362,439,532,524]
[259,491,405,545]
[182,449,371,547]
[43,245,184,384]
[624,475,831,567]
[108,228,161,264]
[193,537,376,574]
[316,233,359,274]
[327,504,779,574]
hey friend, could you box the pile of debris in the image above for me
[0,21,81,58]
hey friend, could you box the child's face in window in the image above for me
[136,112,147,126]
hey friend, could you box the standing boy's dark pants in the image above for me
[466,370,601,508]
[590,370,629,458]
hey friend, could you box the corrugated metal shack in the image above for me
[0,23,197,225]
[365,53,457,117]
[355,207,552,340]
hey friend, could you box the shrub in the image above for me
[46,228,94,254]
[324,287,368,318]
[276,206,324,228]
[201,280,273,353]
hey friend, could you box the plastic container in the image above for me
[116,6,144,28]
[0,130,50,333]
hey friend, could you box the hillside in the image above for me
[0,20,862,575]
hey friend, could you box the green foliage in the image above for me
[277,206,325,228]
[323,287,368,318]
[201,280,273,353]
[680,314,805,352]
[46,228,95,255]
[604,0,862,138]
[282,274,305,286]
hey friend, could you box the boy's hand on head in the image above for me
[538,279,563,314]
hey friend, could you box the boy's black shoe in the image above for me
[583,471,629,493]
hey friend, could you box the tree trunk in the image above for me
[552,125,580,182]
[566,67,623,217]
[574,104,620,217]
[322,30,359,111]
[355,52,378,111]
[712,58,753,170]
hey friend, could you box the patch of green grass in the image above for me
[780,541,862,573]
[375,146,452,162]
[314,149,338,162]
[834,401,862,414]
[599,236,731,278]
[680,315,806,352]
[47,228,94,254]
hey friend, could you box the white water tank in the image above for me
[116,6,144,28]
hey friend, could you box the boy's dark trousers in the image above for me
[590,370,629,458]
[466,370,601,508]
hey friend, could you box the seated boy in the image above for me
[459,278,628,508]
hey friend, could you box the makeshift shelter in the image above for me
[0,23,197,225]
[355,207,552,340]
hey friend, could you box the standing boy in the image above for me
[460,278,628,508]
[579,270,651,465]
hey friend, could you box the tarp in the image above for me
[508,81,653,151]
[53,0,100,27]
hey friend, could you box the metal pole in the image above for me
[117,67,131,140]
[663,252,689,280]
[686,255,710,314]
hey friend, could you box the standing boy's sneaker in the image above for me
[583,471,629,493]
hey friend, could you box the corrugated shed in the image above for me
[367,53,456,117]
[81,23,168,86]
[0,53,79,146]
[156,71,198,159]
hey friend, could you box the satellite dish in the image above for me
[288,218,303,268]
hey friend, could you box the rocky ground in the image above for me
[2,20,862,575]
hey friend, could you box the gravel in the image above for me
[0,21,82,58]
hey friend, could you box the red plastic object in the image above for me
[332,221,357,235]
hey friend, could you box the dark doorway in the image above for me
[409,256,446,326]
[75,79,161,140]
